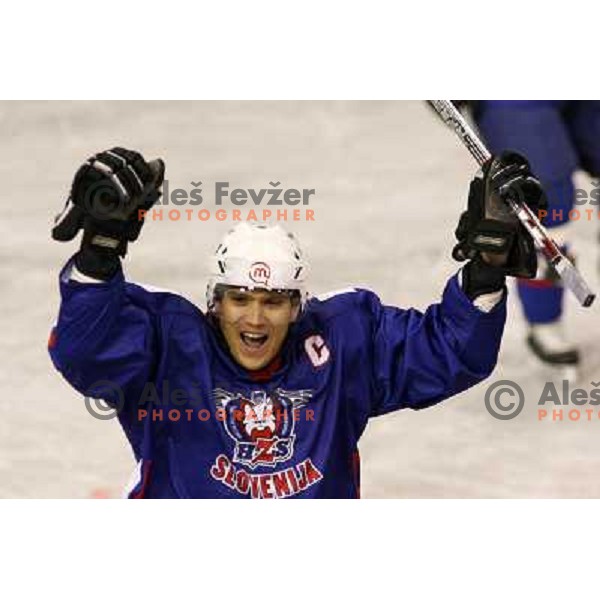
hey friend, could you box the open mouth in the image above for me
[240,332,269,350]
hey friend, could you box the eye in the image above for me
[228,293,249,305]
[265,295,287,307]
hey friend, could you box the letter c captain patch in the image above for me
[304,335,330,367]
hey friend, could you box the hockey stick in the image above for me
[429,100,595,308]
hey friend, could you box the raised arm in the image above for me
[370,151,547,415]
[49,148,164,404]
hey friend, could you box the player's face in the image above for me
[217,288,299,371]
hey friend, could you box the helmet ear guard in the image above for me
[206,223,309,312]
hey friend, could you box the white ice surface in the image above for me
[1,101,599,498]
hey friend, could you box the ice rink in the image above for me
[2,100,599,498]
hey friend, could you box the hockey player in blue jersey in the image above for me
[472,101,600,371]
[49,147,545,498]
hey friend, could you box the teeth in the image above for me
[241,332,268,346]
[245,333,265,340]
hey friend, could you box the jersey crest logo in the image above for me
[304,334,330,367]
[213,388,312,469]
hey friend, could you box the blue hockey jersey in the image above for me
[49,258,506,499]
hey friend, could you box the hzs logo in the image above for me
[213,388,312,469]
[234,436,294,466]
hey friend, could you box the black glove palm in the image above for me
[454,150,547,278]
[52,148,164,279]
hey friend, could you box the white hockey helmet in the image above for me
[206,223,308,311]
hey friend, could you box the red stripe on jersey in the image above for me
[518,278,556,289]
[129,461,153,499]
[47,328,57,349]
[352,450,361,499]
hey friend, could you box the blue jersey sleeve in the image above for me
[361,274,506,416]
[49,258,160,407]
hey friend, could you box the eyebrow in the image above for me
[226,289,287,300]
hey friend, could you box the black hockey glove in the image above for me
[52,148,164,279]
[454,151,547,299]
